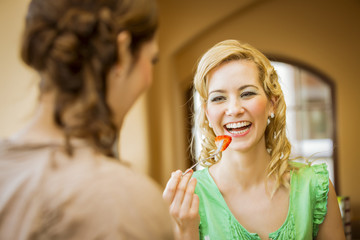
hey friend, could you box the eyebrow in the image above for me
[208,84,259,95]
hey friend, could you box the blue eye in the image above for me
[241,91,256,98]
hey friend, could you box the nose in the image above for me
[225,98,244,116]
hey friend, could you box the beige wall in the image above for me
[1,0,360,224]
[0,0,37,136]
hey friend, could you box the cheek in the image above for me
[206,105,223,125]
[206,110,216,122]
[248,98,270,119]
[138,59,153,88]
[144,64,153,86]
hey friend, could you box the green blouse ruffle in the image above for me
[193,162,329,240]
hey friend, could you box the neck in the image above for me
[11,92,65,144]
[210,138,271,189]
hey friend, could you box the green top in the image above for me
[193,162,329,240]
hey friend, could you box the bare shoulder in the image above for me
[316,180,345,240]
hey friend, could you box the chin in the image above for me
[230,141,257,152]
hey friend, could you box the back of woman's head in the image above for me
[193,40,291,192]
[21,0,158,156]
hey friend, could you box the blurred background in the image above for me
[1,0,359,237]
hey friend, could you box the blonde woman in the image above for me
[163,40,344,239]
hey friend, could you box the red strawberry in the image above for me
[215,135,232,151]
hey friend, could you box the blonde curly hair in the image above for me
[193,40,292,192]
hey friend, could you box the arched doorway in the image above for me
[271,60,338,188]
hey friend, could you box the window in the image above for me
[272,61,336,186]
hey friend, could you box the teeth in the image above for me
[225,121,251,129]
[228,128,249,134]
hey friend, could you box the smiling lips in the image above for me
[224,121,252,135]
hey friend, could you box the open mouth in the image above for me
[224,121,252,135]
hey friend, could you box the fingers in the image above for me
[171,170,193,208]
[179,177,197,214]
[163,169,200,236]
[163,170,182,204]
[190,194,200,216]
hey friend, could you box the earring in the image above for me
[267,113,274,125]
[209,122,212,128]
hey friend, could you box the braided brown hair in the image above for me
[21,0,158,156]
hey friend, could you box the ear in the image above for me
[116,31,132,74]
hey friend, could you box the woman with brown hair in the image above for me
[0,0,173,239]
[163,40,344,239]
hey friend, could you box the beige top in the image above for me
[0,139,173,240]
